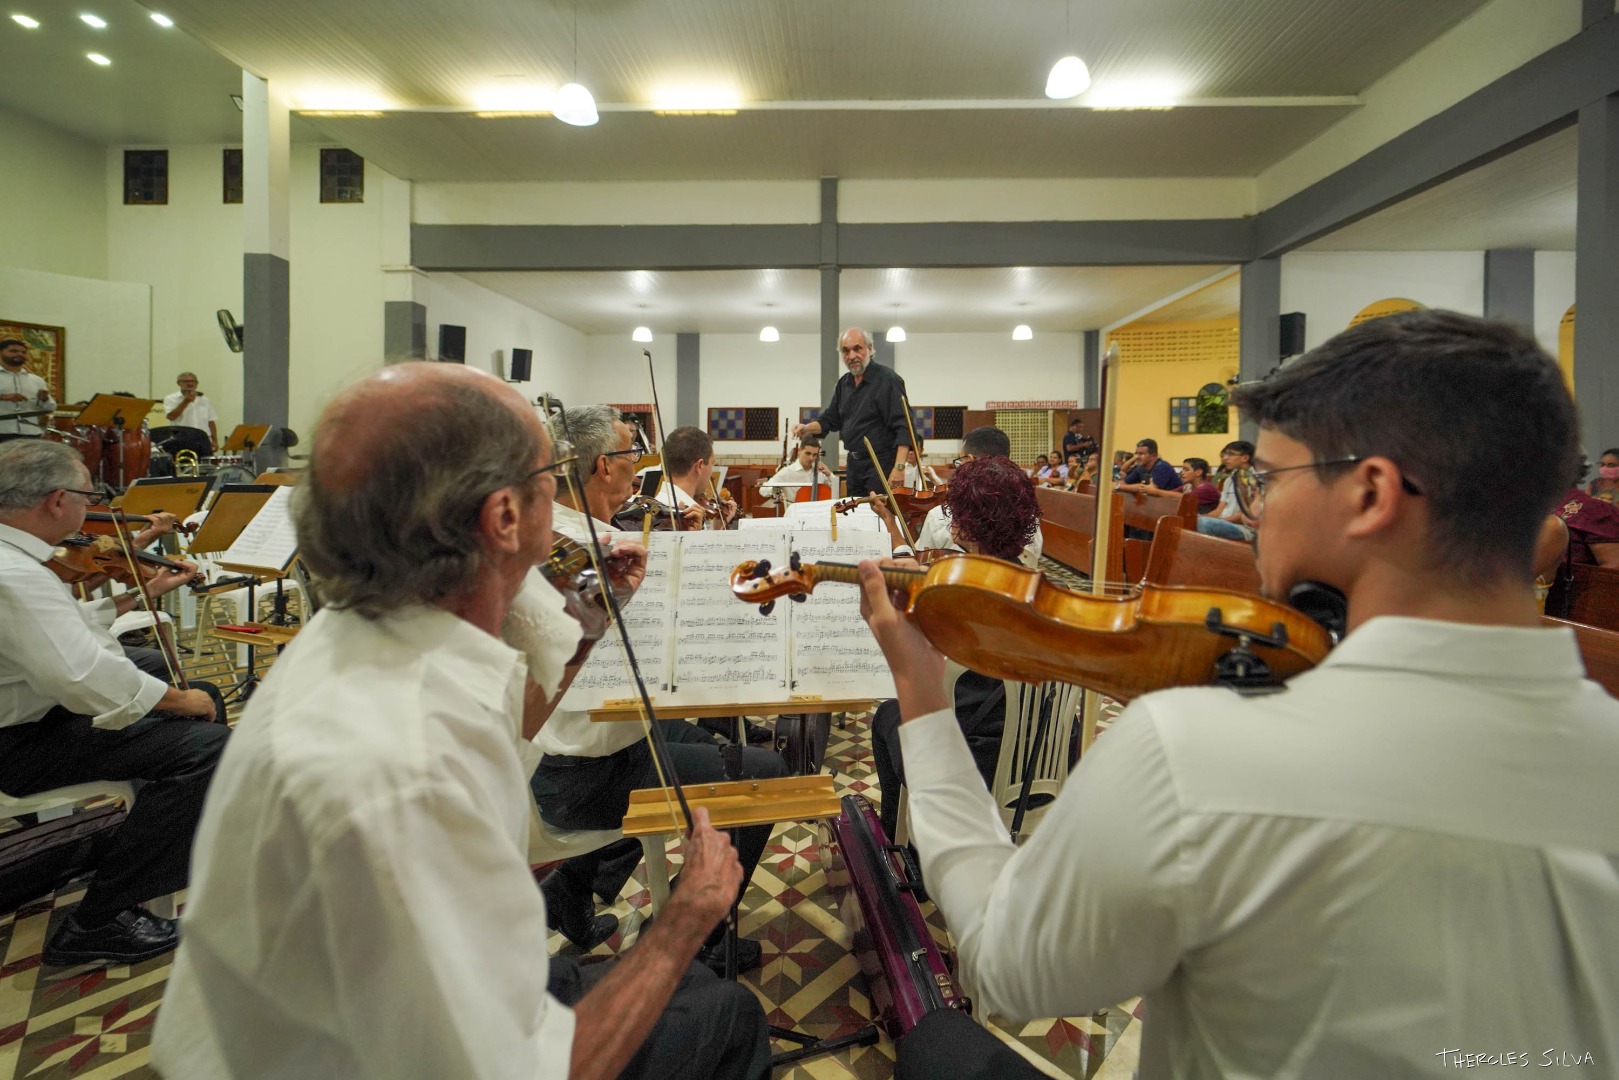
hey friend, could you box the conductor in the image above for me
[793,328,912,500]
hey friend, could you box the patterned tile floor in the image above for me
[0,562,1140,1079]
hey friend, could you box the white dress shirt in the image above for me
[534,502,645,759]
[153,604,577,1080]
[162,389,219,435]
[901,616,1619,1077]
[761,459,835,496]
[0,523,167,730]
[914,503,1044,569]
[0,367,54,435]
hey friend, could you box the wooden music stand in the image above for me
[116,477,211,517]
[223,424,272,452]
[589,698,875,723]
[188,485,277,559]
[621,775,840,837]
[76,394,155,430]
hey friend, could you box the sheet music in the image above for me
[784,498,887,532]
[560,531,677,710]
[670,531,788,705]
[785,530,897,699]
[219,485,299,571]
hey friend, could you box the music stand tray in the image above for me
[76,394,156,429]
[223,424,272,452]
[118,477,211,518]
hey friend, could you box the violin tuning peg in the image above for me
[789,592,806,603]
[750,560,772,579]
[759,600,776,616]
[789,551,802,571]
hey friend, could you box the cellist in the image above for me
[761,435,836,507]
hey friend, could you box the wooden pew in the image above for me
[1034,486,1125,582]
[1140,517,1262,593]
[1543,615,1619,698]
[1545,562,1619,632]
[1120,489,1199,581]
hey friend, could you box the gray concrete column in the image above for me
[1576,92,1619,457]
[873,330,895,370]
[1082,330,1100,408]
[1484,249,1535,332]
[384,302,427,364]
[818,177,841,463]
[1238,258,1281,442]
[675,333,699,430]
[242,72,290,460]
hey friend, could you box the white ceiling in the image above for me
[460,264,1233,335]
[1305,126,1578,251]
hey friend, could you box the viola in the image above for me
[730,552,1333,702]
[48,532,204,591]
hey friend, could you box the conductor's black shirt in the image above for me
[816,362,912,459]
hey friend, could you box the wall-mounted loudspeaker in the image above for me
[1279,312,1306,358]
[509,348,533,382]
[438,324,466,363]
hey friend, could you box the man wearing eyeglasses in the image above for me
[858,310,1619,1075]
[0,439,226,967]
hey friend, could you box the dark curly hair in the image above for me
[945,456,1039,562]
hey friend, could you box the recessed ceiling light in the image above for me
[759,326,780,343]
[886,326,907,343]
[86,52,110,65]
[1012,325,1033,341]
[10,13,39,28]
[79,12,106,27]
[149,11,172,26]
[632,327,653,343]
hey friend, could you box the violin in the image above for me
[730,552,1333,702]
[539,535,633,664]
[82,507,197,538]
[48,533,204,590]
[609,495,678,533]
[833,490,939,530]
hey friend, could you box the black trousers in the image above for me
[844,447,896,503]
[872,671,1004,840]
[0,706,227,921]
[896,1007,1044,1080]
[548,956,769,1080]
[532,721,789,928]
[126,647,227,723]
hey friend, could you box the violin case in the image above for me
[773,711,830,775]
[822,794,969,1039]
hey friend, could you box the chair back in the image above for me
[989,680,1084,840]
[1141,517,1263,593]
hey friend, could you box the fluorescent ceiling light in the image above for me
[886,326,907,343]
[149,11,172,26]
[652,85,740,115]
[86,51,110,65]
[11,14,39,28]
[474,85,553,113]
[760,326,780,343]
[1045,56,1091,99]
[1087,78,1181,110]
[553,82,598,126]
[632,326,653,343]
[1012,325,1033,341]
[296,90,390,112]
[79,12,105,27]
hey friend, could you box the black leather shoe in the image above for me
[697,935,763,976]
[42,907,178,966]
[550,912,619,951]
[541,870,619,950]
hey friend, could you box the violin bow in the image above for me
[863,435,920,551]
[542,394,694,835]
[638,349,682,533]
[899,395,927,492]
[1081,342,1124,753]
[108,513,190,692]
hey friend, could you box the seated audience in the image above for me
[1117,438,1183,492]
[1588,447,1619,504]
[1178,457,1222,514]
[153,365,769,1080]
[857,310,1619,1074]
[1554,463,1619,567]
[1198,439,1258,543]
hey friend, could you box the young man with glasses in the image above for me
[1198,440,1259,543]
[857,310,1619,1075]
[0,439,227,966]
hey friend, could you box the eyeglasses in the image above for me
[602,446,643,466]
[60,487,100,501]
[1233,456,1424,521]
[951,455,970,467]
[522,439,577,484]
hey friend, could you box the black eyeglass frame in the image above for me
[1235,456,1423,520]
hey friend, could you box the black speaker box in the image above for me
[509,348,533,382]
[1279,312,1306,357]
[438,324,466,362]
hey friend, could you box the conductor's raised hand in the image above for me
[670,807,744,926]
[791,422,808,440]
[856,559,948,720]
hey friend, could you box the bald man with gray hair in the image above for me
[794,327,912,500]
[155,365,768,1080]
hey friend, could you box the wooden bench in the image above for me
[1543,615,1619,698]
[1035,486,1124,582]
[1120,489,1199,581]
[1545,562,1619,632]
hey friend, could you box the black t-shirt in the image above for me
[817,362,912,459]
[1062,431,1098,461]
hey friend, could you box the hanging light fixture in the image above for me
[555,2,598,126]
[760,326,780,342]
[886,326,907,342]
[1012,325,1033,341]
[1044,1,1090,100]
[632,326,653,343]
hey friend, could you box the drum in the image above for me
[211,464,257,490]
[42,416,102,480]
[97,422,151,490]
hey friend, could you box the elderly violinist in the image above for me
[858,311,1619,1076]
[0,439,227,966]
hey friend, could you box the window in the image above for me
[708,407,780,441]
[319,148,365,203]
[124,150,168,205]
[222,148,243,204]
[1168,397,1197,435]
[909,405,966,441]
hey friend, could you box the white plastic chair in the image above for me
[0,782,177,918]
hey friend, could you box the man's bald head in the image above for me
[298,363,549,618]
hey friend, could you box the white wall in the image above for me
[1534,250,1576,359]
[1279,252,1485,350]
[1,104,107,280]
[691,333,821,458]
[106,145,243,427]
[427,273,589,403]
[894,332,1082,407]
[0,268,151,402]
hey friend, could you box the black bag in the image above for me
[774,712,831,775]
[0,805,125,914]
